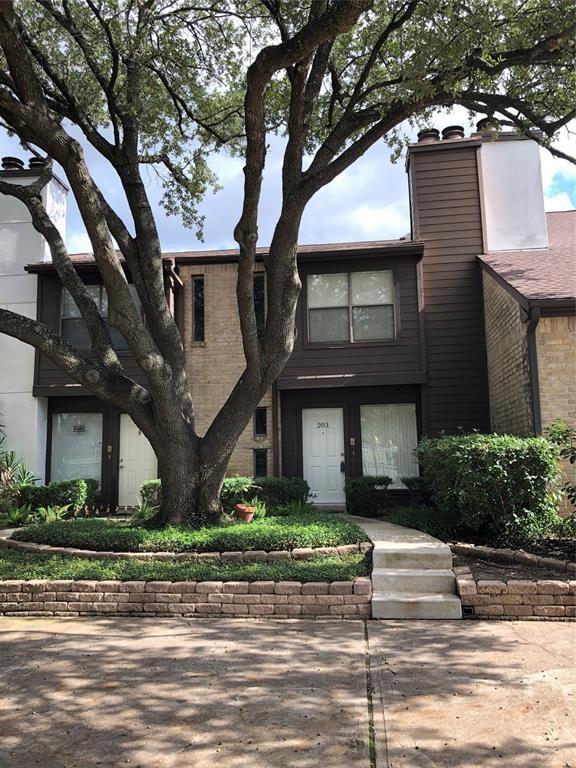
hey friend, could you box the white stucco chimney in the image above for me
[477,130,548,251]
[0,157,68,481]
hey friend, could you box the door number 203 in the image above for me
[316,422,329,428]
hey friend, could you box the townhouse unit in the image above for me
[0,125,574,509]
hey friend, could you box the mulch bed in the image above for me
[454,554,575,582]
[454,536,575,562]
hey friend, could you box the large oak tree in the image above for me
[0,0,574,526]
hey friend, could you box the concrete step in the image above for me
[372,542,453,570]
[372,567,455,594]
[372,591,462,620]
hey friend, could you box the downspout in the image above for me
[526,306,542,434]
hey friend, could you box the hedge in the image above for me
[417,434,561,542]
[345,476,393,517]
[19,479,91,515]
[141,476,310,512]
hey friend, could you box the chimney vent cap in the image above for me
[28,157,47,169]
[476,117,500,133]
[442,125,465,140]
[417,128,440,143]
[1,156,25,171]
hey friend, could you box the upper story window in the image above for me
[192,276,205,342]
[307,270,395,343]
[61,285,136,351]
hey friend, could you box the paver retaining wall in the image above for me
[455,566,576,620]
[0,577,372,619]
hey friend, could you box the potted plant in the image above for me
[234,502,255,522]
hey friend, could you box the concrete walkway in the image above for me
[343,515,461,618]
[1,617,575,767]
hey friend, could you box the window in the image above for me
[254,407,267,437]
[253,448,268,477]
[307,271,394,343]
[61,286,132,351]
[360,404,419,489]
[192,276,205,342]
[50,412,103,488]
[254,273,266,337]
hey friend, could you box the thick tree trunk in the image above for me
[155,437,230,529]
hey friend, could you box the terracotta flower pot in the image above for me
[234,503,255,523]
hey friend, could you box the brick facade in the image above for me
[180,262,273,477]
[482,272,534,434]
[0,578,372,618]
[537,315,576,512]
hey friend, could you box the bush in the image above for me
[345,476,393,517]
[416,434,561,543]
[140,478,161,508]
[141,476,311,514]
[84,478,99,507]
[19,479,89,515]
[255,477,309,508]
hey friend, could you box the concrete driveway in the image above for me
[0,618,574,767]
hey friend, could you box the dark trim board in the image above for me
[280,384,422,481]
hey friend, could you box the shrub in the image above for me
[546,419,576,507]
[255,477,309,507]
[416,434,561,543]
[401,476,431,507]
[19,479,89,515]
[84,478,99,507]
[140,478,162,508]
[345,476,393,517]
[141,476,311,514]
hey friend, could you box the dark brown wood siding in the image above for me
[34,274,150,396]
[278,253,425,389]
[409,144,490,434]
[281,385,421,479]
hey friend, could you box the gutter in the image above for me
[525,307,542,435]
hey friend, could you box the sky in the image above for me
[1,109,574,254]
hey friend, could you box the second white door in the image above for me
[118,415,157,507]
[302,407,345,505]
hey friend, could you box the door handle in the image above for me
[340,461,345,473]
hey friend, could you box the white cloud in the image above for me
[544,191,574,212]
[343,202,410,239]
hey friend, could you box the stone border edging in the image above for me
[0,532,372,562]
[454,565,576,620]
[0,577,372,619]
[451,542,576,574]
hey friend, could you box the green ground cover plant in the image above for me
[0,550,369,582]
[13,513,368,553]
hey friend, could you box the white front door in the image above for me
[302,407,346,505]
[118,415,157,507]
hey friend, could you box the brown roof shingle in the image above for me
[479,210,576,308]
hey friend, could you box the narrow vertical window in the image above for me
[253,448,268,477]
[254,407,267,437]
[192,276,205,342]
[253,273,266,337]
